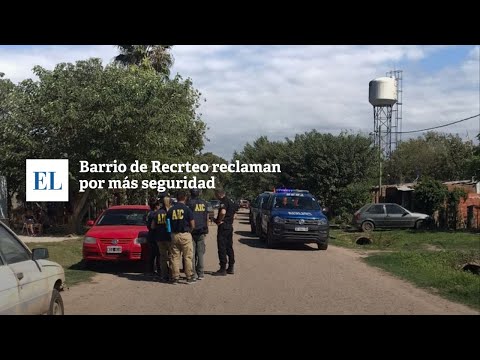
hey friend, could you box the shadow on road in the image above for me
[235,230,257,238]
[238,237,266,249]
[238,238,317,251]
[238,221,250,225]
[69,260,145,275]
[116,273,163,282]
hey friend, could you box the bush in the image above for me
[414,178,448,216]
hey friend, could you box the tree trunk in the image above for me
[67,188,91,234]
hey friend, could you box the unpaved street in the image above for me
[62,210,478,315]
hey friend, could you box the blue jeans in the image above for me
[192,234,206,278]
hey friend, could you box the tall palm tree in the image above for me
[114,45,174,78]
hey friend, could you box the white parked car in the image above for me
[0,221,65,315]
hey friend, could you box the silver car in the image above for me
[353,203,430,232]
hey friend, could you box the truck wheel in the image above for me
[266,226,275,248]
[47,289,64,315]
[255,217,262,238]
[317,243,328,250]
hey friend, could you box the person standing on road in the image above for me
[151,192,173,282]
[187,188,209,280]
[145,198,160,276]
[213,189,235,276]
[167,190,196,284]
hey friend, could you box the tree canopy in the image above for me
[384,132,475,183]
[0,58,205,232]
[229,130,378,217]
[114,45,174,80]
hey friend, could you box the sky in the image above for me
[0,45,479,160]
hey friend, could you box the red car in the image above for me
[239,200,250,209]
[83,205,150,263]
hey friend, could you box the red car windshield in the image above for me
[96,209,148,226]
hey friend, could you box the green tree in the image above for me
[385,132,475,183]
[465,133,480,179]
[413,178,448,216]
[193,152,230,200]
[0,73,32,209]
[228,130,377,216]
[446,188,468,229]
[0,58,205,233]
[114,45,174,79]
[229,137,287,200]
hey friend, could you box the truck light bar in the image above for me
[274,188,310,193]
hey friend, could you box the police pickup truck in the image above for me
[249,191,273,236]
[259,189,329,250]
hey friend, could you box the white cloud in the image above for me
[171,45,479,158]
[0,45,117,83]
[1,45,478,159]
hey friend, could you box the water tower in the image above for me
[369,76,398,201]
[369,76,398,158]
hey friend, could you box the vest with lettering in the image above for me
[152,208,170,242]
[187,198,209,235]
[167,203,193,233]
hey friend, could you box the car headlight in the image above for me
[83,236,97,244]
[134,237,147,244]
[316,219,328,226]
[273,216,285,224]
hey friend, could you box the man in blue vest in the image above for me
[151,192,172,282]
[187,188,209,280]
[167,190,196,284]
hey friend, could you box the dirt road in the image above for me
[62,210,478,315]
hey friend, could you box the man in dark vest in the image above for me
[213,188,235,276]
[151,192,172,282]
[187,188,209,280]
[145,198,160,276]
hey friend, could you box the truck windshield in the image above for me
[273,196,320,210]
[96,209,149,226]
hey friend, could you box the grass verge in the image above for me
[330,229,480,251]
[330,228,480,310]
[365,251,480,310]
[28,238,95,287]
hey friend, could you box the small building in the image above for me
[443,180,480,229]
[371,182,416,210]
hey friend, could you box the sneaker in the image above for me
[197,275,204,280]
[227,266,234,275]
[170,279,180,285]
[186,278,197,284]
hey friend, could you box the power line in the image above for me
[392,114,480,134]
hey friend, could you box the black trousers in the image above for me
[146,241,160,273]
[217,223,234,268]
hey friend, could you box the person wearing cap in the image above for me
[212,188,236,276]
[151,192,173,282]
[145,198,161,276]
[166,190,196,284]
[187,188,209,280]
